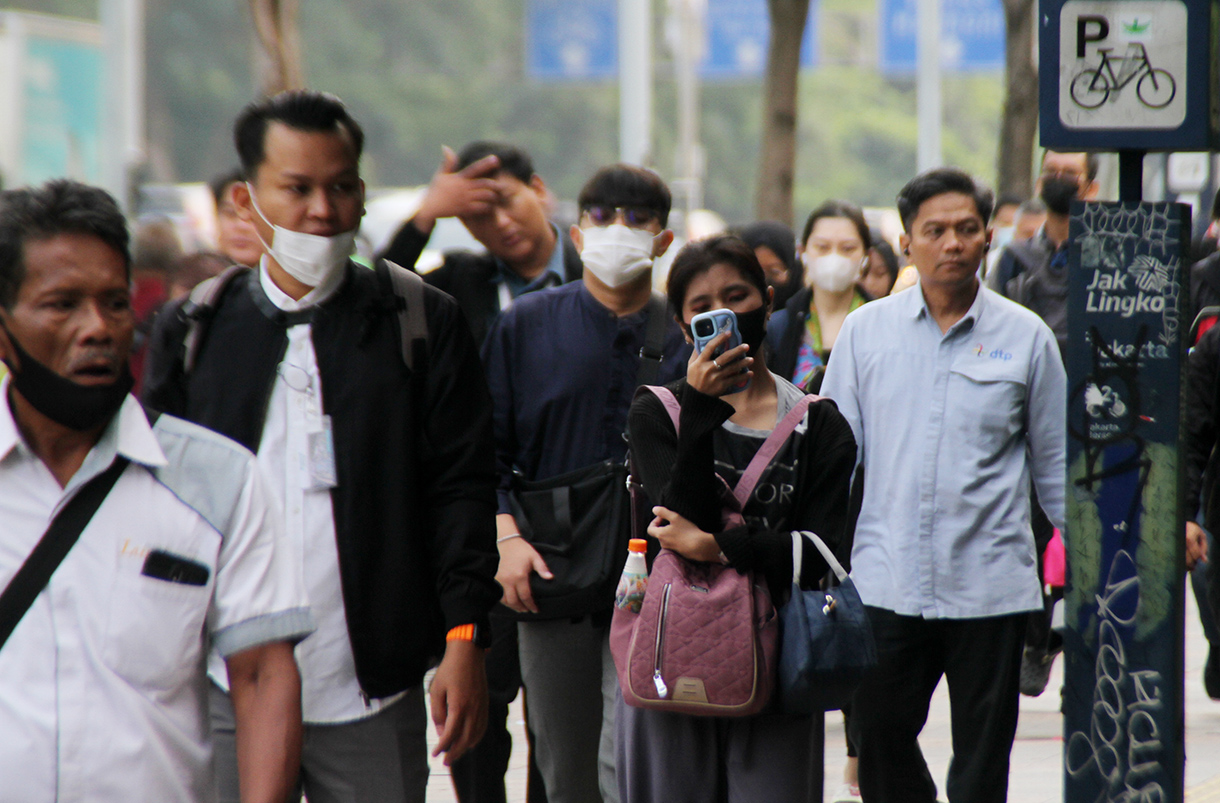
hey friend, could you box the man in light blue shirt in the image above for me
[821,167,1066,803]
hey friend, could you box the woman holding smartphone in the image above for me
[617,235,858,801]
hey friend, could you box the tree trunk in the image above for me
[249,0,305,96]
[996,0,1038,199]
[754,0,810,226]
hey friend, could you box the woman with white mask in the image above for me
[766,200,872,393]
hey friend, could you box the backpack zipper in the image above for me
[653,582,672,698]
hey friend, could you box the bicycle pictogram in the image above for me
[1069,42,1176,110]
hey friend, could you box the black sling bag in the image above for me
[506,292,669,620]
[0,456,131,651]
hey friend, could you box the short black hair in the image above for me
[993,192,1023,219]
[896,168,995,232]
[1042,149,1100,183]
[0,180,130,310]
[666,234,769,317]
[800,200,870,252]
[456,141,535,185]
[578,164,672,228]
[234,90,364,178]
[209,168,245,207]
[869,229,900,291]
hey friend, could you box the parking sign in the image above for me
[1058,1,1186,130]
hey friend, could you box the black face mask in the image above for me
[1040,176,1080,216]
[2,326,132,431]
[735,303,768,357]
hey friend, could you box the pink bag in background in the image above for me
[1043,528,1065,589]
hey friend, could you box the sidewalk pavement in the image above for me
[422,589,1220,802]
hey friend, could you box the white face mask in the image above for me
[247,184,357,288]
[580,224,659,288]
[805,252,863,293]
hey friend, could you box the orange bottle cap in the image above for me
[628,538,648,552]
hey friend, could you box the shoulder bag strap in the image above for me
[791,530,847,585]
[643,385,681,432]
[733,394,822,509]
[0,456,131,651]
[635,292,669,387]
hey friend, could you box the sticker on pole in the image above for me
[1058,1,1186,130]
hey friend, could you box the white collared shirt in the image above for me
[208,259,403,722]
[0,383,312,802]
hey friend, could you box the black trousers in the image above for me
[849,607,1026,803]
[450,613,548,803]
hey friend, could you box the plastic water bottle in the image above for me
[614,538,649,613]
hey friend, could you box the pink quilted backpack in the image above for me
[610,386,819,716]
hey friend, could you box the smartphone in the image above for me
[690,308,750,390]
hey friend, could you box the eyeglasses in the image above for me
[581,205,660,228]
[1040,169,1084,182]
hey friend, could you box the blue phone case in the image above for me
[690,309,741,356]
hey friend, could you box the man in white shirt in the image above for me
[143,91,500,803]
[0,178,313,802]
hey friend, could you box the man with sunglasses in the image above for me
[381,142,583,348]
[483,164,689,803]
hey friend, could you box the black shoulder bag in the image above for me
[0,456,131,650]
[506,292,669,620]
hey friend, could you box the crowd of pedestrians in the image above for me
[0,86,1216,803]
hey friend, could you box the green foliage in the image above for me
[10,0,1003,226]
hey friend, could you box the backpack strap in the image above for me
[635,292,669,387]
[181,264,250,374]
[378,260,428,373]
[733,394,821,509]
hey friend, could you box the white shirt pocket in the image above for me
[104,549,215,691]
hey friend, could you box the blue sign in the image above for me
[879,0,1005,72]
[1063,200,1189,803]
[527,0,618,81]
[21,36,104,184]
[703,0,819,79]
[527,0,820,81]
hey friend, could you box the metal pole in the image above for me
[916,0,942,172]
[100,0,144,209]
[618,0,652,166]
[672,0,704,219]
[1118,149,1145,203]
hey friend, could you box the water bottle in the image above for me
[614,538,650,614]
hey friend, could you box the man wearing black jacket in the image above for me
[380,141,578,803]
[1182,323,1220,699]
[381,141,582,347]
[143,91,500,803]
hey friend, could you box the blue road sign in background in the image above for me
[527,0,619,80]
[527,0,820,81]
[879,0,1005,72]
[703,0,819,78]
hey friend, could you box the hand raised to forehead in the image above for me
[416,146,501,229]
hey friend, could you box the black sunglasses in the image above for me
[581,205,660,228]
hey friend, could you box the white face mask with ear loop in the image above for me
[579,223,661,288]
[246,183,357,288]
[805,251,864,293]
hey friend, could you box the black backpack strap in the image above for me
[181,264,250,374]
[635,291,669,387]
[0,456,131,651]
[378,259,429,373]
